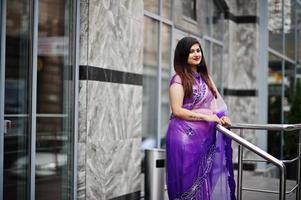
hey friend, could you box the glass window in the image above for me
[284,0,295,59]
[163,0,171,19]
[204,0,211,36]
[143,17,159,147]
[267,53,282,158]
[299,30,301,62]
[204,1,223,41]
[144,0,159,15]
[212,2,224,41]
[268,0,283,52]
[283,61,297,159]
[161,24,171,148]
[299,28,301,62]
[4,1,31,199]
[283,61,295,123]
[211,44,223,90]
[297,9,301,62]
[35,0,75,199]
[204,40,211,66]
[183,0,197,20]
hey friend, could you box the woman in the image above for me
[166,37,236,200]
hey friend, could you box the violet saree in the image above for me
[166,73,236,200]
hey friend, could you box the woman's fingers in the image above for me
[214,115,222,124]
[221,117,231,127]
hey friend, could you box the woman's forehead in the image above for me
[190,43,200,49]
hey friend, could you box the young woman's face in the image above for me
[187,43,202,67]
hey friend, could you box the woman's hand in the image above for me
[205,114,222,124]
[221,116,231,127]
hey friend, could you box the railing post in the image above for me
[279,163,286,200]
[237,129,243,200]
[297,130,301,200]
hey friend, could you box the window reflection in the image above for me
[163,0,171,19]
[142,17,159,147]
[4,1,30,199]
[284,61,295,123]
[161,24,171,148]
[204,40,211,67]
[35,0,74,199]
[268,0,283,51]
[284,0,295,59]
[211,44,223,90]
[297,8,301,62]
[183,0,197,20]
[204,1,224,41]
[212,2,223,41]
[268,53,282,158]
[144,0,159,15]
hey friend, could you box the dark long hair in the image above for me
[173,36,217,98]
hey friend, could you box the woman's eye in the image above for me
[190,49,201,54]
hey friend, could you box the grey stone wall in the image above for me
[223,0,260,161]
[78,0,143,199]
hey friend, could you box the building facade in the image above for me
[0,0,300,199]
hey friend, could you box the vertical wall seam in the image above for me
[85,0,89,199]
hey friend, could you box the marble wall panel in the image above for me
[88,0,144,74]
[80,0,89,66]
[225,96,257,131]
[222,20,229,87]
[223,20,238,88]
[222,0,262,163]
[77,142,87,200]
[224,96,258,160]
[79,80,87,143]
[227,24,258,89]
[225,0,257,15]
[224,0,238,14]
[86,142,106,199]
[78,1,144,199]
[86,138,141,199]
[236,0,257,16]
[86,81,142,143]
[119,0,144,22]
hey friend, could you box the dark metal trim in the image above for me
[109,191,141,200]
[224,88,258,97]
[80,65,143,86]
[224,11,259,24]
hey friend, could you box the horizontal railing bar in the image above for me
[287,184,299,194]
[243,187,279,194]
[243,156,299,164]
[230,123,301,131]
[242,184,298,195]
[282,157,300,164]
[217,125,285,168]
[243,159,270,163]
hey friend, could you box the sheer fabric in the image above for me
[166,73,236,200]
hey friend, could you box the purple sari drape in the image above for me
[166,73,236,200]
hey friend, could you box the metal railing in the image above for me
[216,123,301,200]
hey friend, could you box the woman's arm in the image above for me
[169,83,221,123]
[208,76,231,126]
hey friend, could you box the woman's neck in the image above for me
[191,65,197,73]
